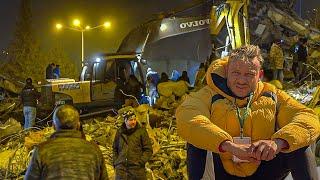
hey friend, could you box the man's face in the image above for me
[125,117,137,129]
[226,57,261,98]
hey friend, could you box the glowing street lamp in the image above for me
[55,19,111,67]
[73,19,81,26]
[104,21,111,28]
[160,23,167,31]
[56,23,62,30]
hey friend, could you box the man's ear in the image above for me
[259,69,264,79]
[77,122,81,130]
[225,63,229,75]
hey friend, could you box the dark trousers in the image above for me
[213,147,318,180]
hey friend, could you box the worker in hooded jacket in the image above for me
[269,39,285,83]
[176,45,320,180]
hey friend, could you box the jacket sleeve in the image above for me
[25,147,42,180]
[269,46,276,60]
[112,130,120,166]
[272,89,320,152]
[34,88,41,99]
[175,86,233,153]
[140,128,153,165]
[99,150,109,180]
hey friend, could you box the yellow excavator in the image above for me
[39,0,252,114]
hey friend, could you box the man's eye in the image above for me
[232,72,240,75]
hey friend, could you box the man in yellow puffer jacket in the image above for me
[176,45,320,180]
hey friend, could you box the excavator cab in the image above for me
[40,52,145,113]
[79,52,146,109]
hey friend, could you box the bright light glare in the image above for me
[85,25,90,30]
[73,19,81,26]
[96,58,101,62]
[56,23,62,29]
[103,21,111,28]
[160,24,167,31]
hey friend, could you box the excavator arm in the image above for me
[118,0,251,53]
[210,0,250,49]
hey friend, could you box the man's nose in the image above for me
[237,76,247,83]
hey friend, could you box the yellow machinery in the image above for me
[40,53,145,112]
[210,0,250,49]
[40,0,251,113]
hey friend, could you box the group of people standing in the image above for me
[45,63,61,79]
[145,68,191,106]
[268,37,309,84]
[25,104,153,179]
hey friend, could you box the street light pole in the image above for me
[55,20,111,67]
[314,9,318,28]
[81,30,84,67]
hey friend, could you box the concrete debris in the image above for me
[0,105,187,179]
[0,118,22,140]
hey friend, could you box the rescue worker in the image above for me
[113,110,153,180]
[25,105,108,180]
[176,45,320,180]
[146,68,159,106]
[269,39,284,83]
[178,71,190,84]
[158,72,169,84]
[295,37,308,82]
[124,75,144,107]
[21,78,40,129]
[45,63,55,79]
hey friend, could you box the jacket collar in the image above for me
[23,84,35,90]
[120,122,140,135]
[50,130,84,139]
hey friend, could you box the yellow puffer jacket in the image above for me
[176,58,320,177]
[269,43,284,69]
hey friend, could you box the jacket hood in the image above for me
[205,57,265,106]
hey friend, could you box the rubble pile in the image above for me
[0,124,51,180]
[0,106,187,179]
[286,83,318,104]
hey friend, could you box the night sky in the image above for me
[0,0,319,63]
[0,0,197,62]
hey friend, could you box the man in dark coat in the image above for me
[46,63,55,79]
[113,110,153,180]
[25,105,109,180]
[21,78,40,129]
[124,75,144,107]
[294,37,308,82]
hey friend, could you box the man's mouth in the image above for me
[236,85,248,90]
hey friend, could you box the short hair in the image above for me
[53,105,80,130]
[229,45,264,66]
[300,37,308,44]
[26,78,32,85]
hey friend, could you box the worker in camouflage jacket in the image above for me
[113,110,153,180]
[25,105,108,180]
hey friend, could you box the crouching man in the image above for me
[25,105,108,180]
[113,110,153,180]
[176,45,320,180]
